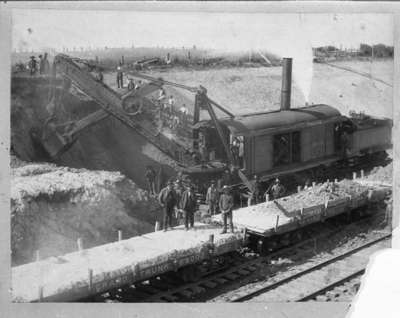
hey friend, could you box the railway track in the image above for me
[92,211,389,303]
[231,233,390,302]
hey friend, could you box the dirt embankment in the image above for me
[11,156,162,266]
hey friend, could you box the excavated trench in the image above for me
[10,76,178,266]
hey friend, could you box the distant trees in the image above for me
[359,43,393,58]
[313,44,393,60]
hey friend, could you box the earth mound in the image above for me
[11,156,162,266]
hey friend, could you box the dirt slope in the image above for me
[11,157,162,266]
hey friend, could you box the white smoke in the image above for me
[256,14,314,104]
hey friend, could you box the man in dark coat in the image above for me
[251,174,262,205]
[38,55,44,74]
[265,178,286,201]
[174,179,185,220]
[219,185,234,234]
[158,179,178,231]
[206,180,219,215]
[116,63,124,88]
[145,165,156,195]
[28,56,37,76]
[180,185,197,230]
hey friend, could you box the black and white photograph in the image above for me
[3,3,396,315]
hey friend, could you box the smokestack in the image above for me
[280,58,292,111]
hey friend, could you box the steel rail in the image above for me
[295,269,365,301]
[231,233,391,302]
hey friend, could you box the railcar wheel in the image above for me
[292,230,303,243]
[179,265,203,283]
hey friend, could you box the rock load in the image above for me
[11,156,161,266]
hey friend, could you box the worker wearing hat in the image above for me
[219,185,234,234]
[180,184,197,230]
[206,180,219,215]
[158,179,178,231]
[28,56,37,76]
[251,174,262,205]
[265,178,286,201]
[174,178,185,220]
[38,55,44,74]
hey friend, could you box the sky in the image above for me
[12,10,393,53]
[11,10,393,103]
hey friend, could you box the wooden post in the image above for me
[275,215,280,231]
[312,181,316,188]
[368,189,374,201]
[323,198,329,221]
[208,234,215,255]
[334,178,338,183]
[38,286,43,302]
[242,228,247,245]
[361,169,364,178]
[77,238,83,251]
[35,250,40,262]
[300,207,304,219]
[118,230,122,241]
[88,269,93,292]
[353,172,357,180]
[154,221,160,232]
[297,185,302,193]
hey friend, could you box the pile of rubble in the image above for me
[276,180,370,214]
[366,162,392,184]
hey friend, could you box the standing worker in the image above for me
[167,95,175,116]
[230,138,240,166]
[206,180,219,215]
[127,78,135,90]
[145,165,157,195]
[38,55,44,74]
[174,179,185,220]
[42,53,50,74]
[180,185,197,230]
[179,104,188,123]
[158,179,178,232]
[116,63,124,88]
[28,56,37,76]
[250,175,262,205]
[265,178,286,201]
[219,185,234,234]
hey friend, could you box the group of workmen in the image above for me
[27,53,50,76]
[157,88,189,130]
[151,163,288,234]
[158,177,235,234]
[249,175,286,205]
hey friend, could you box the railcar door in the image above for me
[273,131,301,167]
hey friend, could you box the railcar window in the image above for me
[273,131,301,167]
